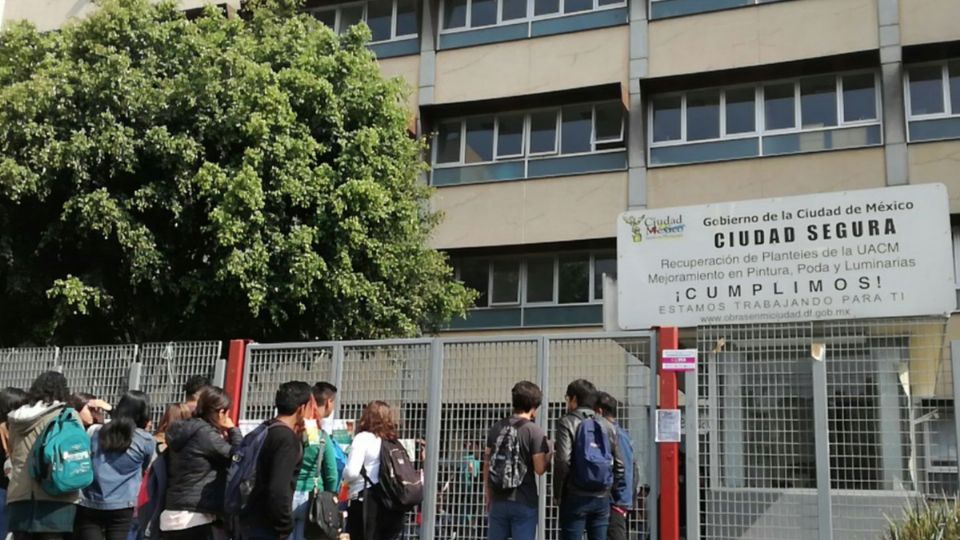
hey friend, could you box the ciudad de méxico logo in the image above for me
[623,214,685,243]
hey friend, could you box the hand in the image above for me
[218,410,235,430]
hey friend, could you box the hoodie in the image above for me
[162,418,242,515]
[6,401,81,505]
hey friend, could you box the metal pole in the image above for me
[812,351,834,540]
[951,341,960,490]
[128,362,143,392]
[684,368,700,540]
[332,343,345,420]
[648,332,659,540]
[658,327,680,540]
[421,339,444,540]
[537,337,549,540]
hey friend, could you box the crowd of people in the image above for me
[0,372,638,540]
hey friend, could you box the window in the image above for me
[558,255,590,304]
[459,259,489,307]
[909,65,946,117]
[310,0,418,43]
[440,0,625,32]
[650,71,881,165]
[593,254,616,300]
[525,257,555,303]
[650,0,790,20]
[906,61,960,142]
[491,260,520,304]
[433,102,625,166]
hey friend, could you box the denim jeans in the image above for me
[0,487,7,540]
[487,500,537,540]
[287,491,310,540]
[558,495,610,540]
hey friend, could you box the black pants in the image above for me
[347,496,405,540]
[74,507,135,540]
[159,524,214,540]
[13,534,68,540]
[607,508,627,540]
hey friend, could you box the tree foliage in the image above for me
[0,0,473,345]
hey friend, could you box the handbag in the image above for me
[305,487,342,540]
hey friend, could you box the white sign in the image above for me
[617,184,954,328]
[662,349,698,372]
[656,409,682,443]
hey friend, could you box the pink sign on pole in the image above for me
[662,349,697,372]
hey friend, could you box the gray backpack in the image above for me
[488,418,529,492]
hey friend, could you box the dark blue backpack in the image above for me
[224,421,286,518]
[571,415,614,492]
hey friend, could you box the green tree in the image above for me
[0,0,473,345]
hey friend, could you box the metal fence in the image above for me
[0,341,225,424]
[238,332,659,540]
[694,317,957,540]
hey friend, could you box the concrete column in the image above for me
[418,0,437,110]
[874,348,906,489]
[627,0,648,208]
[878,0,908,186]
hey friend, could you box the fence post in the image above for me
[536,337,549,540]
[684,367,700,540]
[421,339,443,540]
[128,361,143,392]
[332,343,345,420]
[812,348,834,540]
[213,359,227,388]
[952,341,960,494]
[225,340,248,423]
[657,327,680,540]
[647,333,659,540]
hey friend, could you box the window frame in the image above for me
[905,60,959,122]
[308,0,419,44]
[647,70,882,157]
[439,0,626,33]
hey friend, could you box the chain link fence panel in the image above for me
[138,341,224,426]
[60,344,138,405]
[0,347,59,391]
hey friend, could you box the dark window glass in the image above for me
[909,65,945,116]
[497,114,524,158]
[459,260,489,307]
[471,0,498,27]
[525,257,554,303]
[725,87,755,134]
[436,121,461,163]
[842,74,877,122]
[598,0,621,5]
[534,0,559,15]
[502,0,527,20]
[594,103,623,142]
[564,0,592,13]
[561,105,593,154]
[764,83,795,130]
[652,95,682,142]
[492,260,520,304]
[444,0,467,28]
[396,0,418,36]
[686,90,720,141]
[465,117,495,163]
[529,111,558,154]
[339,5,364,33]
[800,76,837,128]
[950,62,960,114]
[312,9,336,29]
[366,0,393,42]
[593,255,616,300]
[558,255,589,304]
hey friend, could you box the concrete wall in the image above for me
[646,148,887,208]
[2,0,239,31]
[647,0,878,78]
[433,25,628,104]
[909,141,960,213]
[430,171,627,249]
[900,0,960,46]
[378,54,421,116]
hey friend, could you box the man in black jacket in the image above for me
[241,381,312,540]
[553,379,624,540]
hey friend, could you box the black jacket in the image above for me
[552,407,625,502]
[163,418,242,514]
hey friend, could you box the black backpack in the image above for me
[367,439,423,511]
[488,418,529,492]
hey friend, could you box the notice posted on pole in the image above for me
[656,409,682,443]
[663,349,697,372]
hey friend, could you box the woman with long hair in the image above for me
[160,387,241,540]
[342,400,406,540]
[76,391,156,540]
[0,387,29,540]
[154,403,191,454]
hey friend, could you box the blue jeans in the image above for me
[558,495,610,540]
[287,490,310,540]
[0,487,7,540]
[487,500,537,540]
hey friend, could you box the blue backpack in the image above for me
[571,415,614,492]
[29,407,94,496]
[224,421,287,518]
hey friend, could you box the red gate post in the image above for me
[657,326,680,540]
[225,339,248,423]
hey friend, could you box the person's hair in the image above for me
[99,391,151,453]
[596,392,618,418]
[511,381,542,413]
[358,400,398,441]
[312,382,338,407]
[157,403,191,435]
[0,387,28,423]
[566,379,597,409]
[195,386,231,426]
[275,381,312,416]
[28,371,70,405]
[183,375,211,400]
[71,392,107,424]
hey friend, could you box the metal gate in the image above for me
[238,331,658,540]
[694,317,957,540]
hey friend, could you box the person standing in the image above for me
[6,371,85,540]
[154,403,191,454]
[289,382,340,540]
[553,379,624,540]
[342,401,406,540]
[76,391,156,540]
[483,381,550,540]
[181,377,210,414]
[0,387,29,540]
[240,382,311,540]
[161,387,242,540]
[595,393,637,540]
